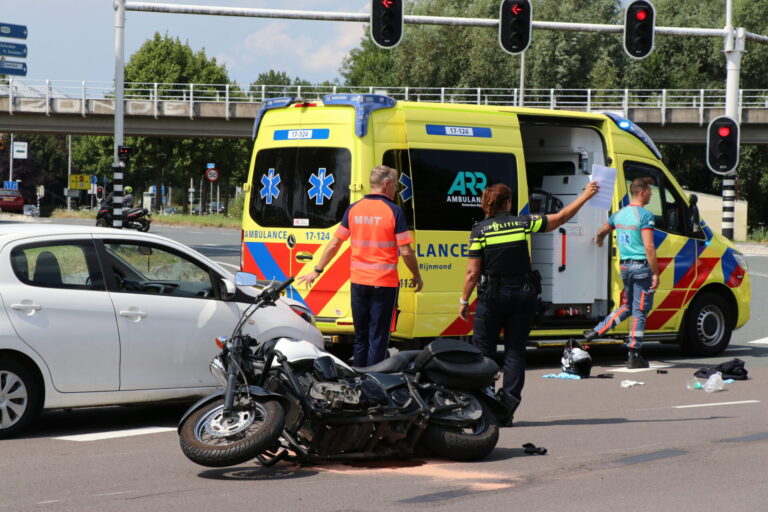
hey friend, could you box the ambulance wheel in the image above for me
[681,292,732,356]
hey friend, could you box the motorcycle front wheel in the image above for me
[96,218,109,227]
[179,398,285,467]
[137,219,150,232]
[422,400,499,462]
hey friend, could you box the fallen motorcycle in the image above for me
[178,274,509,467]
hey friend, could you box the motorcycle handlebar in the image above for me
[274,277,295,295]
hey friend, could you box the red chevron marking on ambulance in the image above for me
[441,300,477,336]
[303,247,351,315]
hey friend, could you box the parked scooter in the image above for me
[178,274,509,467]
[96,194,151,232]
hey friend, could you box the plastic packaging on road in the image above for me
[703,371,725,393]
[686,377,703,390]
[543,372,582,380]
[620,380,645,388]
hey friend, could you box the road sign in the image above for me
[12,141,27,159]
[69,174,90,190]
[37,185,44,197]
[207,162,216,169]
[3,181,17,190]
[0,41,27,58]
[206,168,219,182]
[0,60,27,77]
[90,175,98,184]
[0,22,28,40]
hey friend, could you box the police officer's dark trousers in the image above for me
[472,284,537,402]
[351,283,399,367]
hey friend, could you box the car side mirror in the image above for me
[235,271,258,287]
[220,278,236,300]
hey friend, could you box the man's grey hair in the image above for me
[370,165,398,187]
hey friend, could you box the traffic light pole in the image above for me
[721,0,745,240]
[112,0,126,228]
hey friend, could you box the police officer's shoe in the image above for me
[496,390,520,427]
[627,349,649,369]
[583,329,597,342]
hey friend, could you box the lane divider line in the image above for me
[53,426,176,442]
[673,400,761,409]
[747,337,768,344]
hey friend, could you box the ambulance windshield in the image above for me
[249,147,351,229]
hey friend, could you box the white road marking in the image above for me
[92,491,135,497]
[36,501,62,505]
[673,400,760,409]
[748,337,768,345]
[608,364,673,373]
[216,261,240,271]
[53,427,176,442]
[750,271,768,278]
[201,243,219,246]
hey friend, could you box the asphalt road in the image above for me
[3,217,768,511]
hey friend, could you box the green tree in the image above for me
[73,33,250,213]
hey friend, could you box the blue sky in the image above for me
[4,0,368,85]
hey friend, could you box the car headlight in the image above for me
[733,252,748,273]
[290,304,316,326]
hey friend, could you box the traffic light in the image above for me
[96,186,104,201]
[118,145,132,162]
[370,0,403,49]
[499,0,532,55]
[706,116,740,175]
[624,0,655,59]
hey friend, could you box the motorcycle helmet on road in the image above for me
[561,339,592,378]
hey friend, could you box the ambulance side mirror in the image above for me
[688,194,704,238]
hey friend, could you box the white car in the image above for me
[0,224,322,437]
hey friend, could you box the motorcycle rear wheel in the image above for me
[422,400,499,461]
[137,219,150,232]
[179,398,285,467]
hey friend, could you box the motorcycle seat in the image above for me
[354,350,421,374]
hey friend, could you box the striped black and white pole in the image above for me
[721,175,736,240]
[112,162,124,229]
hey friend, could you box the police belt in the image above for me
[482,273,528,287]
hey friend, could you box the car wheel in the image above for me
[0,360,42,439]
[681,292,733,357]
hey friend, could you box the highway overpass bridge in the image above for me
[2,79,768,144]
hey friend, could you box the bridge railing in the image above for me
[2,78,768,113]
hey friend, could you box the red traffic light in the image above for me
[718,126,731,138]
[635,9,647,21]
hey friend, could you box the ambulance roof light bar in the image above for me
[322,94,397,137]
[603,111,662,159]
[251,97,295,140]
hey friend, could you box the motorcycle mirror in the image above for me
[220,278,236,300]
[235,271,259,287]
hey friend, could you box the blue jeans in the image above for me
[472,284,538,401]
[592,263,654,350]
[351,283,399,367]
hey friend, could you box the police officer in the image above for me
[459,181,599,426]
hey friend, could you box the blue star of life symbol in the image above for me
[399,173,413,202]
[260,168,281,205]
[308,168,335,205]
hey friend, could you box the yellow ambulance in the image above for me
[241,95,750,357]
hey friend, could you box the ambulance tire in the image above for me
[681,292,733,356]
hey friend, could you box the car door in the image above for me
[97,238,241,390]
[1,236,120,392]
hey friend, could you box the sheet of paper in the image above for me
[588,165,617,211]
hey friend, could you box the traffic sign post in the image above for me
[0,41,27,58]
[0,22,28,39]
[0,60,27,77]
[3,181,18,190]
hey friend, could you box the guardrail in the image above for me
[3,78,768,117]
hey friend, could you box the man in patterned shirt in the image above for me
[584,177,659,369]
